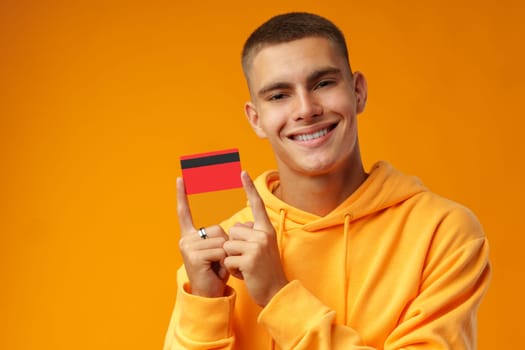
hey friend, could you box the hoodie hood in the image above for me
[253,161,427,232]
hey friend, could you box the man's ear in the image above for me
[244,102,267,138]
[353,71,368,114]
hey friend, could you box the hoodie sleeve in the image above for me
[386,237,491,349]
[258,211,491,349]
[259,280,376,349]
[162,267,236,350]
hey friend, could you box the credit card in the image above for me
[180,148,242,194]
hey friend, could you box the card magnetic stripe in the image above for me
[180,151,240,169]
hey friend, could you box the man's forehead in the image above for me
[248,38,347,79]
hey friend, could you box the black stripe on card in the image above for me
[180,152,240,169]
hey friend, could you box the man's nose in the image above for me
[294,91,322,121]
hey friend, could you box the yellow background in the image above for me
[1,0,523,348]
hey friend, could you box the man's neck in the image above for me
[274,159,367,217]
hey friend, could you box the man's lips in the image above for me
[288,123,338,142]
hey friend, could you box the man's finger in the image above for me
[176,177,196,234]
[241,171,273,232]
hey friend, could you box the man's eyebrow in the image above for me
[307,67,342,83]
[257,82,293,98]
[256,67,343,98]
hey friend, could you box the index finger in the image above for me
[241,171,273,232]
[176,177,196,234]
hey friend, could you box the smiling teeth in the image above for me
[294,128,329,141]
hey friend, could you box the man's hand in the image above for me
[177,177,230,298]
[223,171,289,307]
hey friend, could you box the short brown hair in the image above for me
[241,12,351,76]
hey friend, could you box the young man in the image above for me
[164,12,491,350]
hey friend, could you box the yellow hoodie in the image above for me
[164,161,491,350]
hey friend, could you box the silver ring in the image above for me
[198,227,208,240]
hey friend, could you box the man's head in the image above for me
[240,13,368,180]
[241,12,351,82]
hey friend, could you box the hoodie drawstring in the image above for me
[343,213,351,325]
[270,209,287,350]
[278,209,286,261]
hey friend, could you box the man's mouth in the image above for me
[291,123,337,142]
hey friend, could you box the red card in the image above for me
[180,148,242,195]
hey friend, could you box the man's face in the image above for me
[244,37,367,178]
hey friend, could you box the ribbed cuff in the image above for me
[178,282,236,342]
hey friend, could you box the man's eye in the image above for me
[316,80,334,89]
[269,93,286,101]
